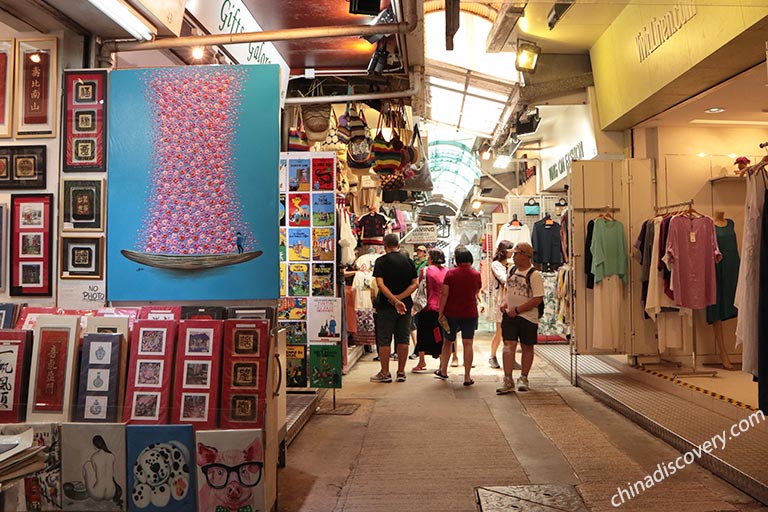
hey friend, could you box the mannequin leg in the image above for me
[712,321,734,370]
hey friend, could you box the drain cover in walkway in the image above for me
[316,402,360,415]
[476,485,588,511]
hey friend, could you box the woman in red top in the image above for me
[437,245,483,385]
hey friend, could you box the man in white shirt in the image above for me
[497,242,544,394]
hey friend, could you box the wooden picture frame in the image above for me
[0,204,7,292]
[60,178,104,231]
[0,40,14,138]
[10,193,52,296]
[60,235,104,279]
[62,69,107,171]
[14,38,57,138]
[0,145,46,189]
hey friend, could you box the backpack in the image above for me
[509,266,545,318]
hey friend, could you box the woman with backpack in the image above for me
[497,242,544,394]
[489,240,515,369]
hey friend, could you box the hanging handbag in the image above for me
[337,102,352,144]
[301,81,331,142]
[403,125,433,191]
[288,109,311,152]
[316,109,344,152]
[372,109,404,175]
[412,267,428,315]
[524,198,541,215]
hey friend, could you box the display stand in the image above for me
[654,200,717,379]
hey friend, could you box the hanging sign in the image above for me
[404,225,438,244]
[186,0,290,106]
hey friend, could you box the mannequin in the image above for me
[709,210,735,369]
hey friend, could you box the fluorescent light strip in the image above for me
[689,119,768,126]
[87,0,155,41]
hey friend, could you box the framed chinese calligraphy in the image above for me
[13,38,57,138]
[10,193,52,296]
[0,145,46,188]
[62,69,107,171]
[60,235,104,279]
[61,178,104,231]
[0,40,14,138]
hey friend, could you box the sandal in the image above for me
[396,372,406,382]
[463,379,475,386]
[433,370,449,380]
[411,366,428,373]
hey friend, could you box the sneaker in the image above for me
[408,353,419,360]
[370,372,392,383]
[517,376,529,391]
[396,372,406,382]
[496,377,515,395]
[514,361,522,370]
[489,356,501,369]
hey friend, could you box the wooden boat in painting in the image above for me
[120,249,263,270]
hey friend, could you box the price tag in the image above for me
[690,231,696,243]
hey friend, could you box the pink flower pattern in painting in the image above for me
[136,67,255,255]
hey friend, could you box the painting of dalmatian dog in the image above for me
[126,425,196,511]
[196,429,265,512]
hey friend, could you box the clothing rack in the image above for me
[654,200,693,212]
[572,207,620,213]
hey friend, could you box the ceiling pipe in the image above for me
[103,0,418,53]
[284,70,421,105]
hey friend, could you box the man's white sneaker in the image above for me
[517,376,529,391]
[496,376,515,395]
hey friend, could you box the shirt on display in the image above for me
[532,218,563,265]
[498,223,532,248]
[590,218,628,284]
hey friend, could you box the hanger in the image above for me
[509,213,522,227]
[544,212,554,226]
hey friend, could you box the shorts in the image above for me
[410,313,419,331]
[375,307,411,347]
[501,314,538,345]
[445,317,478,342]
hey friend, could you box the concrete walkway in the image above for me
[277,332,768,511]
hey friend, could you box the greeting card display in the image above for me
[311,262,335,296]
[287,193,310,227]
[311,157,334,191]
[287,262,309,297]
[74,333,123,422]
[138,306,181,320]
[171,320,223,429]
[287,227,310,261]
[196,430,265,512]
[311,192,334,226]
[0,329,32,422]
[220,319,270,429]
[61,423,126,511]
[307,297,342,343]
[286,345,307,388]
[277,297,306,321]
[311,227,334,261]
[288,158,310,191]
[282,321,307,345]
[123,320,177,424]
[27,315,80,422]
[278,194,286,227]
[279,227,286,262]
[126,425,196,512]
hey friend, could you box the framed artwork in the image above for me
[0,40,14,138]
[60,235,104,279]
[61,178,103,230]
[10,193,52,296]
[0,145,46,189]
[0,204,6,292]
[62,69,107,171]
[13,38,57,138]
[137,327,167,355]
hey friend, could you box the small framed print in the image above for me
[14,38,57,138]
[11,193,52,296]
[0,40,14,138]
[63,70,107,171]
[60,236,104,279]
[180,393,209,421]
[86,368,109,392]
[61,178,103,231]
[232,362,259,388]
[135,360,163,387]
[88,340,112,365]
[19,232,42,257]
[183,361,210,388]
[185,328,213,356]
[234,329,259,356]
[83,395,107,420]
[138,328,166,355]
[0,146,46,189]
[131,392,160,420]
[231,395,257,421]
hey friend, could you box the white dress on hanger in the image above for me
[735,169,764,377]
[498,223,532,248]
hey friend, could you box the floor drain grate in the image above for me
[476,484,588,511]
[315,403,361,415]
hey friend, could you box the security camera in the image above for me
[547,9,559,30]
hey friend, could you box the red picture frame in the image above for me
[10,193,52,296]
[0,329,32,423]
[62,70,107,171]
[32,327,69,412]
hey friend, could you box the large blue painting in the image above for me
[107,65,279,301]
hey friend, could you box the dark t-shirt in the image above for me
[373,251,417,311]
[443,264,482,318]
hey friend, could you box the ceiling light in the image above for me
[471,199,482,209]
[728,153,737,159]
[515,40,541,74]
[192,47,205,60]
[87,0,156,41]
[478,140,492,160]
[697,153,708,157]
[704,107,726,114]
